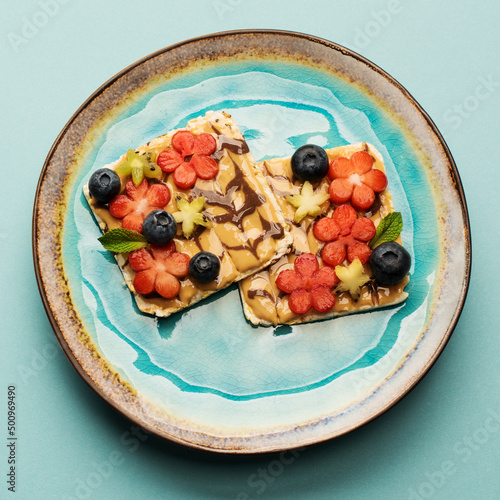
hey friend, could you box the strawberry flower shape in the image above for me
[314,204,376,267]
[276,253,339,315]
[156,130,219,189]
[109,179,171,233]
[128,242,190,299]
[328,151,387,211]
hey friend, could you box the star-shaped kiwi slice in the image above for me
[115,149,163,186]
[172,196,212,238]
[285,181,329,223]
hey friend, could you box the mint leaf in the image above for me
[369,212,403,249]
[98,228,148,253]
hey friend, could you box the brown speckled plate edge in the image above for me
[32,29,471,454]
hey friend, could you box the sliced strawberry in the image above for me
[360,168,387,192]
[288,289,312,315]
[122,212,145,233]
[110,179,169,231]
[327,152,379,210]
[294,253,319,278]
[350,151,373,174]
[157,149,183,173]
[328,157,354,180]
[311,286,336,312]
[277,254,340,315]
[162,252,190,277]
[150,242,176,261]
[125,178,148,200]
[333,204,357,234]
[129,243,186,299]
[347,241,372,264]
[146,183,170,207]
[171,130,195,156]
[191,155,219,180]
[109,195,134,218]
[173,162,197,190]
[129,248,154,271]
[322,241,346,267]
[276,269,304,294]
[155,272,181,299]
[350,217,376,242]
[314,217,340,242]
[192,133,217,156]
[351,184,375,211]
[133,269,156,295]
[329,178,353,205]
[310,266,339,289]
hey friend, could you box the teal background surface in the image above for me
[1,1,498,499]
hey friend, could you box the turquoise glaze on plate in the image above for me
[34,31,470,452]
[67,68,429,399]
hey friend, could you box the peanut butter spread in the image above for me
[239,143,409,326]
[83,111,293,317]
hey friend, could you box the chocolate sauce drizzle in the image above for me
[247,289,275,301]
[193,134,284,258]
[211,135,250,161]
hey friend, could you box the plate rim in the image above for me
[32,29,472,454]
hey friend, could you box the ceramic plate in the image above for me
[33,30,470,453]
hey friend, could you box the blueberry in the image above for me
[142,210,177,245]
[291,144,329,182]
[369,241,411,285]
[88,168,121,203]
[188,251,220,283]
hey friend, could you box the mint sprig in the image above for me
[369,212,403,249]
[98,228,148,253]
